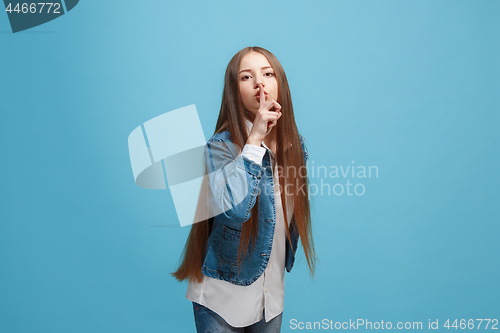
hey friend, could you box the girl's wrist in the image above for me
[246,136,262,147]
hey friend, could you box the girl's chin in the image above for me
[243,109,258,118]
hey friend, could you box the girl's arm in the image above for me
[204,140,265,224]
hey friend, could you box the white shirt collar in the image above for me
[244,118,253,136]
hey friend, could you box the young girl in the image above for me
[171,46,317,332]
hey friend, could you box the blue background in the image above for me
[1,1,499,332]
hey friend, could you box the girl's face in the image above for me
[238,51,278,118]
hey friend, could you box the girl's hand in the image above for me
[247,83,282,146]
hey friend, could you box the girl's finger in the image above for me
[271,100,282,112]
[261,99,274,111]
[259,83,266,108]
[262,101,280,114]
[263,112,280,122]
[267,111,281,123]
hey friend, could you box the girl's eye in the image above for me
[241,75,251,81]
[265,72,275,77]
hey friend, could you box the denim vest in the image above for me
[201,131,308,286]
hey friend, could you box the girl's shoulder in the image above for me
[208,130,232,144]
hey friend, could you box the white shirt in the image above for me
[185,118,294,327]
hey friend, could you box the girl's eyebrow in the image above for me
[239,66,273,74]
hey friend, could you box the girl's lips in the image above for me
[256,92,267,100]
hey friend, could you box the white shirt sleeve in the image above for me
[241,144,266,165]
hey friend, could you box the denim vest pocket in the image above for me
[217,225,245,265]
